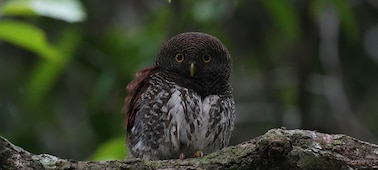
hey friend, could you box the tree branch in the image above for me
[1,128,377,169]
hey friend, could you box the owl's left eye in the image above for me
[202,54,211,63]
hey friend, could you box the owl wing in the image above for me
[123,67,158,134]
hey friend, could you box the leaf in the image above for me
[24,27,81,108]
[262,0,300,42]
[310,0,358,41]
[0,0,35,16]
[90,136,127,161]
[331,0,359,40]
[0,20,61,63]
[0,0,86,23]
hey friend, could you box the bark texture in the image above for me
[1,128,378,170]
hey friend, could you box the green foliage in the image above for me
[89,136,126,161]
[310,0,358,41]
[1,0,86,22]
[0,0,377,161]
[0,20,60,62]
[261,0,300,42]
[25,27,82,108]
[0,0,84,108]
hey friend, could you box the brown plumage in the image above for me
[123,32,235,160]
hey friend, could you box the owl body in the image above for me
[124,32,235,160]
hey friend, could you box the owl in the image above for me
[123,32,235,160]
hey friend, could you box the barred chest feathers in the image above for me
[128,72,234,160]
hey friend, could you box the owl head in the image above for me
[155,32,232,83]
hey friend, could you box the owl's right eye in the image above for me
[175,53,185,63]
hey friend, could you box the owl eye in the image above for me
[202,54,211,63]
[175,53,184,63]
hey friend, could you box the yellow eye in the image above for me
[202,54,211,63]
[175,53,184,63]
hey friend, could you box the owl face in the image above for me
[155,32,232,80]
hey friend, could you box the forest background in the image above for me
[1,0,378,160]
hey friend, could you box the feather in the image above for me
[123,67,158,133]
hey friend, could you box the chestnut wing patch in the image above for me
[123,67,158,134]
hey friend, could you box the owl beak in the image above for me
[189,62,196,77]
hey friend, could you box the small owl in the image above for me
[123,32,235,160]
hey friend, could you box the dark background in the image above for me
[1,0,378,160]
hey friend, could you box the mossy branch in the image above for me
[1,128,378,170]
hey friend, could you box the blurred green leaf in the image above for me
[0,20,61,63]
[1,0,86,23]
[332,0,359,40]
[25,60,63,108]
[90,70,117,108]
[262,0,300,42]
[25,27,81,108]
[90,136,126,161]
[310,0,358,41]
[0,0,35,16]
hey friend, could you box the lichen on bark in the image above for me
[1,128,377,170]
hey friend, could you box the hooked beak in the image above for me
[189,62,196,77]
